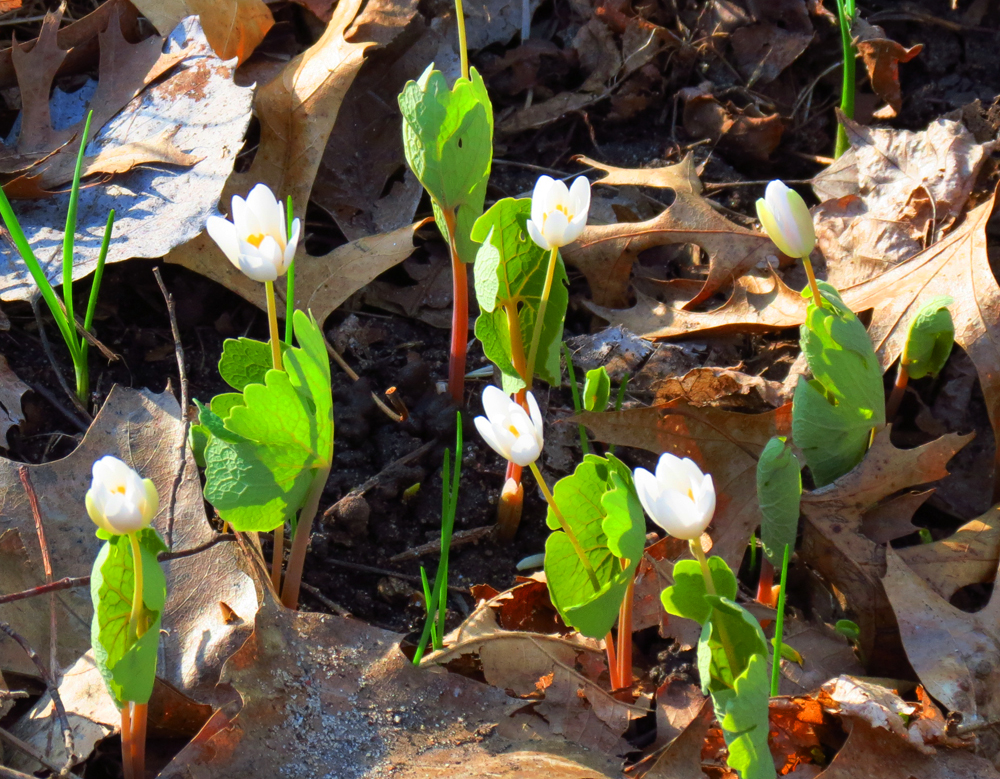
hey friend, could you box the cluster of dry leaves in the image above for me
[0,0,998,777]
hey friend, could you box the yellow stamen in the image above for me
[246,233,266,248]
[114,485,127,494]
[508,425,520,436]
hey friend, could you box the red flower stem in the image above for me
[616,574,634,691]
[604,631,620,690]
[885,362,909,423]
[121,705,133,779]
[131,703,147,779]
[443,209,468,406]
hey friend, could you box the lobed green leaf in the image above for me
[218,338,273,391]
[660,556,738,626]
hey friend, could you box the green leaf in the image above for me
[660,556,738,626]
[201,312,334,532]
[711,652,776,779]
[90,528,167,708]
[583,366,611,412]
[472,198,567,391]
[399,64,493,265]
[756,437,802,566]
[219,338,273,391]
[211,392,246,419]
[189,423,208,468]
[902,295,954,380]
[792,282,885,487]
[544,454,645,638]
[696,595,768,693]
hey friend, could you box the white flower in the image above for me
[755,180,816,259]
[474,385,544,467]
[86,456,159,535]
[526,175,591,251]
[206,183,301,282]
[633,453,715,541]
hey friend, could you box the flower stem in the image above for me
[604,631,620,690]
[127,532,144,641]
[525,247,559,380]
[130,703,147,779]
[442,209,469,405]
[271,523,284,594]
[616,573,634,690]
[689,538,740,687]
[802,256,824,311]
[885,362,909,423]
[770,544,791,697]
[281,465,331,610]
[528,461,599,592]
[265,281,283,372]
[121,704,134,779]
[834,0,857,158]
[455,0,469,80]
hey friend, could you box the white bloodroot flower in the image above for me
[86,456,159,535]
[474,385,545,467]
[633,453,715,541]
[207,183,301,282]
[526,175,591,251]
[755,180,816,259]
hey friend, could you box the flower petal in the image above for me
[481,385,512,425]
[653,452,693,495]
[508,434,540,466]
[756,197,796,258]
[142,478,160,525]
[237,250,278,282]
[525,391,544,442]
[633,467,658,520]
[569,176,591,220]
[542,208,570,248]
[531,176,555,225]
[788,188,816,257]
[246,184,282,242]
[256,235,285,276]
[230,194,251,235]
[475,415,509,460]
[526,219,550,250]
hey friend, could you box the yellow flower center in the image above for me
[508,425,520,436]
[113,484,127,495]
[246,233,266,248]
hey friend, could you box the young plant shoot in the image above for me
[647,455,776,779]
[756,181,820,309]
[756,437,802,608]
[88,457,166,779]
[199,185,331,610]
[834,0,857,158]
[0,112,115,406]
[886,296,955,421]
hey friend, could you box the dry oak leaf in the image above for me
[681,89,785,160]
[586,270,807,339]
[0,386,258,702]
[813,116,994,285]
[578,400,791,581]
[884,547,1000,728]
[896,503,1000,601]
[776,617,864,697]
[130,0,273,64]
[160,596,625,778]
[853,17,923,118]
[799,427,972,674]
[652,365,785,408]
[166,0,417,319]
[567,154,782,308]
[0,354,27,447]
[841,189,1000,488]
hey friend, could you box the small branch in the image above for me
[19,467,57,683]
[152,266,189,550]
[299,582,351,617]
[159,534,237,563]
[388,525,494,562]
[0,725,74,777]
[323,334,403,422]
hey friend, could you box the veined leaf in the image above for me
[583,366,611,412]
[711,651,776,779]
[201,311,334,532]
[399,64,493,265]
[544,454,645,639]
[218,337,273,391]
[660,556,737,627]
[472,198,567,391]
[90,527,168,708]
[792,283,884,486]
[757,436,801,565]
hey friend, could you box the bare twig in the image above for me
[160,533,238,563]
[0,620,75,772]
[0,725,74,777]
[299,582,352,617]
[389,526,494,563]
[322,557,470,594]
[153,266,190,550]
[30,297,92,421]
[322,440,435,519]
[19,467,57,683]
[323,334,404,423]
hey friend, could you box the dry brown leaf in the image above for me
[896,503,1000,601]
[131,0,273,64]
[166,0,417,319]
[800,427,972,672]
[0,354,27,448]
[362,248,453,329]
[654,677,705,747]
[853,17,923,118]
[859,489,931,544]
[0,387,257,701]
[842,190,1000,485]
[813,116,994,284]
[884,548,1000,726]
[586,271,806,339]
[160,596,625,778]
[578,400,791,578]
[777,618,864,696]
[682,89,785,160]
[652,366,785,408]
[565,155,781,308]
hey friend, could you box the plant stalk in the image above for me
[802,256,824,311]
[563,343,589,455]
[770,544,791,697]
[455,0,469,80]
[130,703,147,779]
[281,465,331,610]
[265,281,283,372]
[616,574,634,691]
[121,705,134,779]
[834,0,857,158]
[127,532,145,641]
[604,630,620,690]
[689,538,740,687]
[757,557,776,609]
[528,461,599,591]
[442,209,469,405]
[885,362,909,423]
[271,523,284,594]
[525,247,559,380]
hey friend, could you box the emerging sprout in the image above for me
[207,183,301,282]
[526,175,591,251]
[634,453,715,541]
[86,456,159,536]
[474,385,544,467]
[902,296,955,379]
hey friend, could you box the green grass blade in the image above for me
[563,343,589,455]
[83,209,114,333]
[63,110,94,329]
[770,543,791,697]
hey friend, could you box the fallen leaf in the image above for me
[652,366,785,408]
[721,0,814,85]
[813,116,994,285]
[853,17,923,118]
[896,503,1000,601]
[160,596,625,777]
[564,325,656,384]
[644,698,714,779]
[0,354,28,447]
[585,271,806,339]
[564,155,782,308]
[654,677,705,746]
[777,618,864,696]
[0,17,254,302]
[800,427,972,671]
[131,0,273,64]
[859,489,930,544]
[0,386,258,702]
[682,88,785,160]
[578,400,791,578]
[842,190,1000,487]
